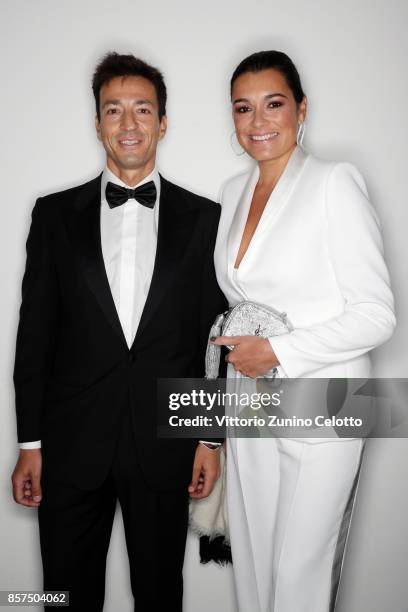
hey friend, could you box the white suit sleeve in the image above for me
[270,162,396,377]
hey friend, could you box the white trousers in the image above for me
[226,436,364,612]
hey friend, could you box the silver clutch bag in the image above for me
[205,300,292,379]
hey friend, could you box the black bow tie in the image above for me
[105,180,157,209]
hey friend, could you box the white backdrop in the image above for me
[1,1,407,610]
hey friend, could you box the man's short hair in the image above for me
[92,52,167,120]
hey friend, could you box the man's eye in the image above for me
[138,108,150,114]
[106,108,118,115]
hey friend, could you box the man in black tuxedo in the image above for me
[11,52,226,611]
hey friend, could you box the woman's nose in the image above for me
[251,107,267,129]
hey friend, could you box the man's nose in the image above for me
[120,109,138,130]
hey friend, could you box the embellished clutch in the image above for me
[205,300,292,379]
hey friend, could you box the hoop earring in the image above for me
[296,122,306,147]
[230,130,245,156]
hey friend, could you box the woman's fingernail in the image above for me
[210,336,217,341]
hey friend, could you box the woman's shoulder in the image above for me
[218,150,369,204]
[305,151,373,221]
[305,150,367,190]
[218,167,254,204]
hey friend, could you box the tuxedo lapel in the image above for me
[132,176,199,346]
[64,175,128,348]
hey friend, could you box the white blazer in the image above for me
[214,146,396,378]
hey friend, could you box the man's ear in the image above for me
[158,115,167,140]
[95,115,102,141]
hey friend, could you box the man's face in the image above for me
[95,75,167,175]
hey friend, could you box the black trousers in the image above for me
[38,404,190,611]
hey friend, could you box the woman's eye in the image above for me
[269,102,282,109]
[235,106,250,113]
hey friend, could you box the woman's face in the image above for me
[231,68,306,163]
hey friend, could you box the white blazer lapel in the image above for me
[226,147,309,277]
[226,165,259,276]
[254,145,309,237]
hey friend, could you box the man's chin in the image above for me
[116,157,147,171]
[121,154,142,165]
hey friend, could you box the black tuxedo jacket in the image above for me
[14,174,227,491]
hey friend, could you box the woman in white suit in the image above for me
[212,51,396,612]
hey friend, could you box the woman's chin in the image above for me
[248,149,282,163]
[246,142,297,164]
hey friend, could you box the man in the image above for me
[11,52,226,611]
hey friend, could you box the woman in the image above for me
[212,51,396,612]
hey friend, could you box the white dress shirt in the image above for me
[20,167,219,450]
[101,166,160,347]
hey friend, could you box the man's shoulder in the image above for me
[36,175,101,212]
[160,175,219,215]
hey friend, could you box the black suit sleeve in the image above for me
[195,205,228,444]
[196,204,228,378]
[13,199,60,442]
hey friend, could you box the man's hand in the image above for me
[12,449,42,507]
[188,444,221,499]
[212,335,279,378]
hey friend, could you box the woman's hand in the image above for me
[211,335,279,378]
